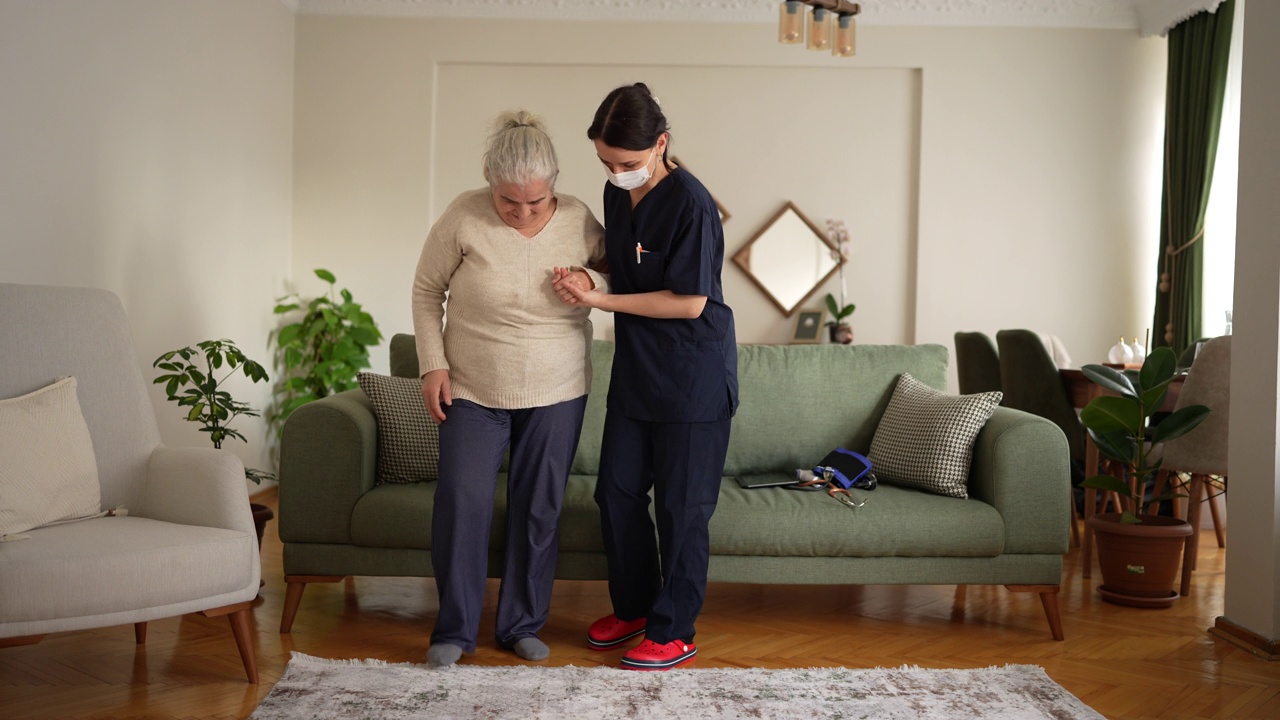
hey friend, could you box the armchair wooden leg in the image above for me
[1207,480,1226,548]
[1180,474,1207,596]
[0,635,45,648]
[134,622,147,645]
[201,601,258,684]
[281,575,346,633]
[1005,585,1064,641]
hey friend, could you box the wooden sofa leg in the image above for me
[134,622,147,645]
[1005,585,1064,641]
[201,601,258,684]
[281,575,345,633]
[0,635,45,648]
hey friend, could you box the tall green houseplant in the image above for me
[270,269,383,435]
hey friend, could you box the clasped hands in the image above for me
[421,266,601,423]
[552,266,602,308]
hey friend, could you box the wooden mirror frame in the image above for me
[732,201,840,317]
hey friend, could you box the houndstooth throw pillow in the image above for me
[868,373,1002,499]
[357,372,440,484]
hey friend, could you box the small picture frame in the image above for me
[790,308,826,344]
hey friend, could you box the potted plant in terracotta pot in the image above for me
[1079,346,1210,608]
[152,340,276,552]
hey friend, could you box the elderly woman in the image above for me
[413,110,607,667]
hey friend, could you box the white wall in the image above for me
[291,16,1166,384]
[0,0,295,479]
[1225,0,1280,642]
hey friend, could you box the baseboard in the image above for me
[1210,616,1280,660]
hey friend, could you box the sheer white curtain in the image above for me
[1202,0,1244,338]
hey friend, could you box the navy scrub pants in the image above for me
[429,395,587,653]
[594,406,732,645]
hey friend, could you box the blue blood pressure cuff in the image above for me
[813,448,876,491]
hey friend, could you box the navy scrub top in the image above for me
[602,167,739,424]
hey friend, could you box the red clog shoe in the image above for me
[587,614,647,650]
[620,638,696,671]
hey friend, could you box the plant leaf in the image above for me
[1081,364,1137,398]
[1138,346,1176,391]
[1081,473,1132,496]
[1151,404,1212,445]
[825,293,839,317]
[1081,396,1143,435]
[314,268,336,284]
[274,303,300,314]
[1088,428,1136,465]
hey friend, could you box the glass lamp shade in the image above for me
[833,14,856,56]
[806,6,833,51]
[778,1,805,44]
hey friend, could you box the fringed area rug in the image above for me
[250,652,1103,720]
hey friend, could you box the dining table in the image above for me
[1058,365,1185,579]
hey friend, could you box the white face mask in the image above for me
[605,148,656,191]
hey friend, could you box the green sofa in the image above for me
[278,338,1070,640]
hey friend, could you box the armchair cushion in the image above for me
[0,515,256,628]
[356,372,440,484]
[869,373,1002,499]
[0,377,102,539]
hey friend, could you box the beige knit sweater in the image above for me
[412,188,607,409]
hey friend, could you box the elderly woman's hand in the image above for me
[420,369,452,422]
[551,266,594,305]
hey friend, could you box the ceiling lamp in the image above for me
[778,1,861,57]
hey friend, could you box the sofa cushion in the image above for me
[710,478,1004,557]
[356,372,440,484]
[0,377,102,539]
[868,373,1002,499]
[347,475,1003,560]
[0,515,256,624]
[724,344,949,476]
[350,476,599,553]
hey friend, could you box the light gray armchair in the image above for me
[0,284,261,683]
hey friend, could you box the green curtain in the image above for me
[1152,0,1235,354]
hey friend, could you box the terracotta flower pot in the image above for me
[250,502,274,590]
[1087,512,1192,608]
[250,502,274,548]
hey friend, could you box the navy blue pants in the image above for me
[595,407,732,645]
[430,396,587,652]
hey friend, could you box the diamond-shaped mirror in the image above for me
[732,202,839,316]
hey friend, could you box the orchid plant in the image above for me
[824,219,855,328]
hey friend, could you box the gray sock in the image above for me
[427,643,463,668]
[513,637,549,661]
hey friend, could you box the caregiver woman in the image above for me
[554,82,739,672]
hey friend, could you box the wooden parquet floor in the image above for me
[2,490,1277,719]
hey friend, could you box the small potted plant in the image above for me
[153,340,276,548]
[1079,346,1210,607]
[824,219,855,344]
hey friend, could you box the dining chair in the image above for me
[953,331,1002,396]
[1151,335,1230,596]
[995,329,1089,547]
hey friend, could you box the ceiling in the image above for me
[285,0,1217,35]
